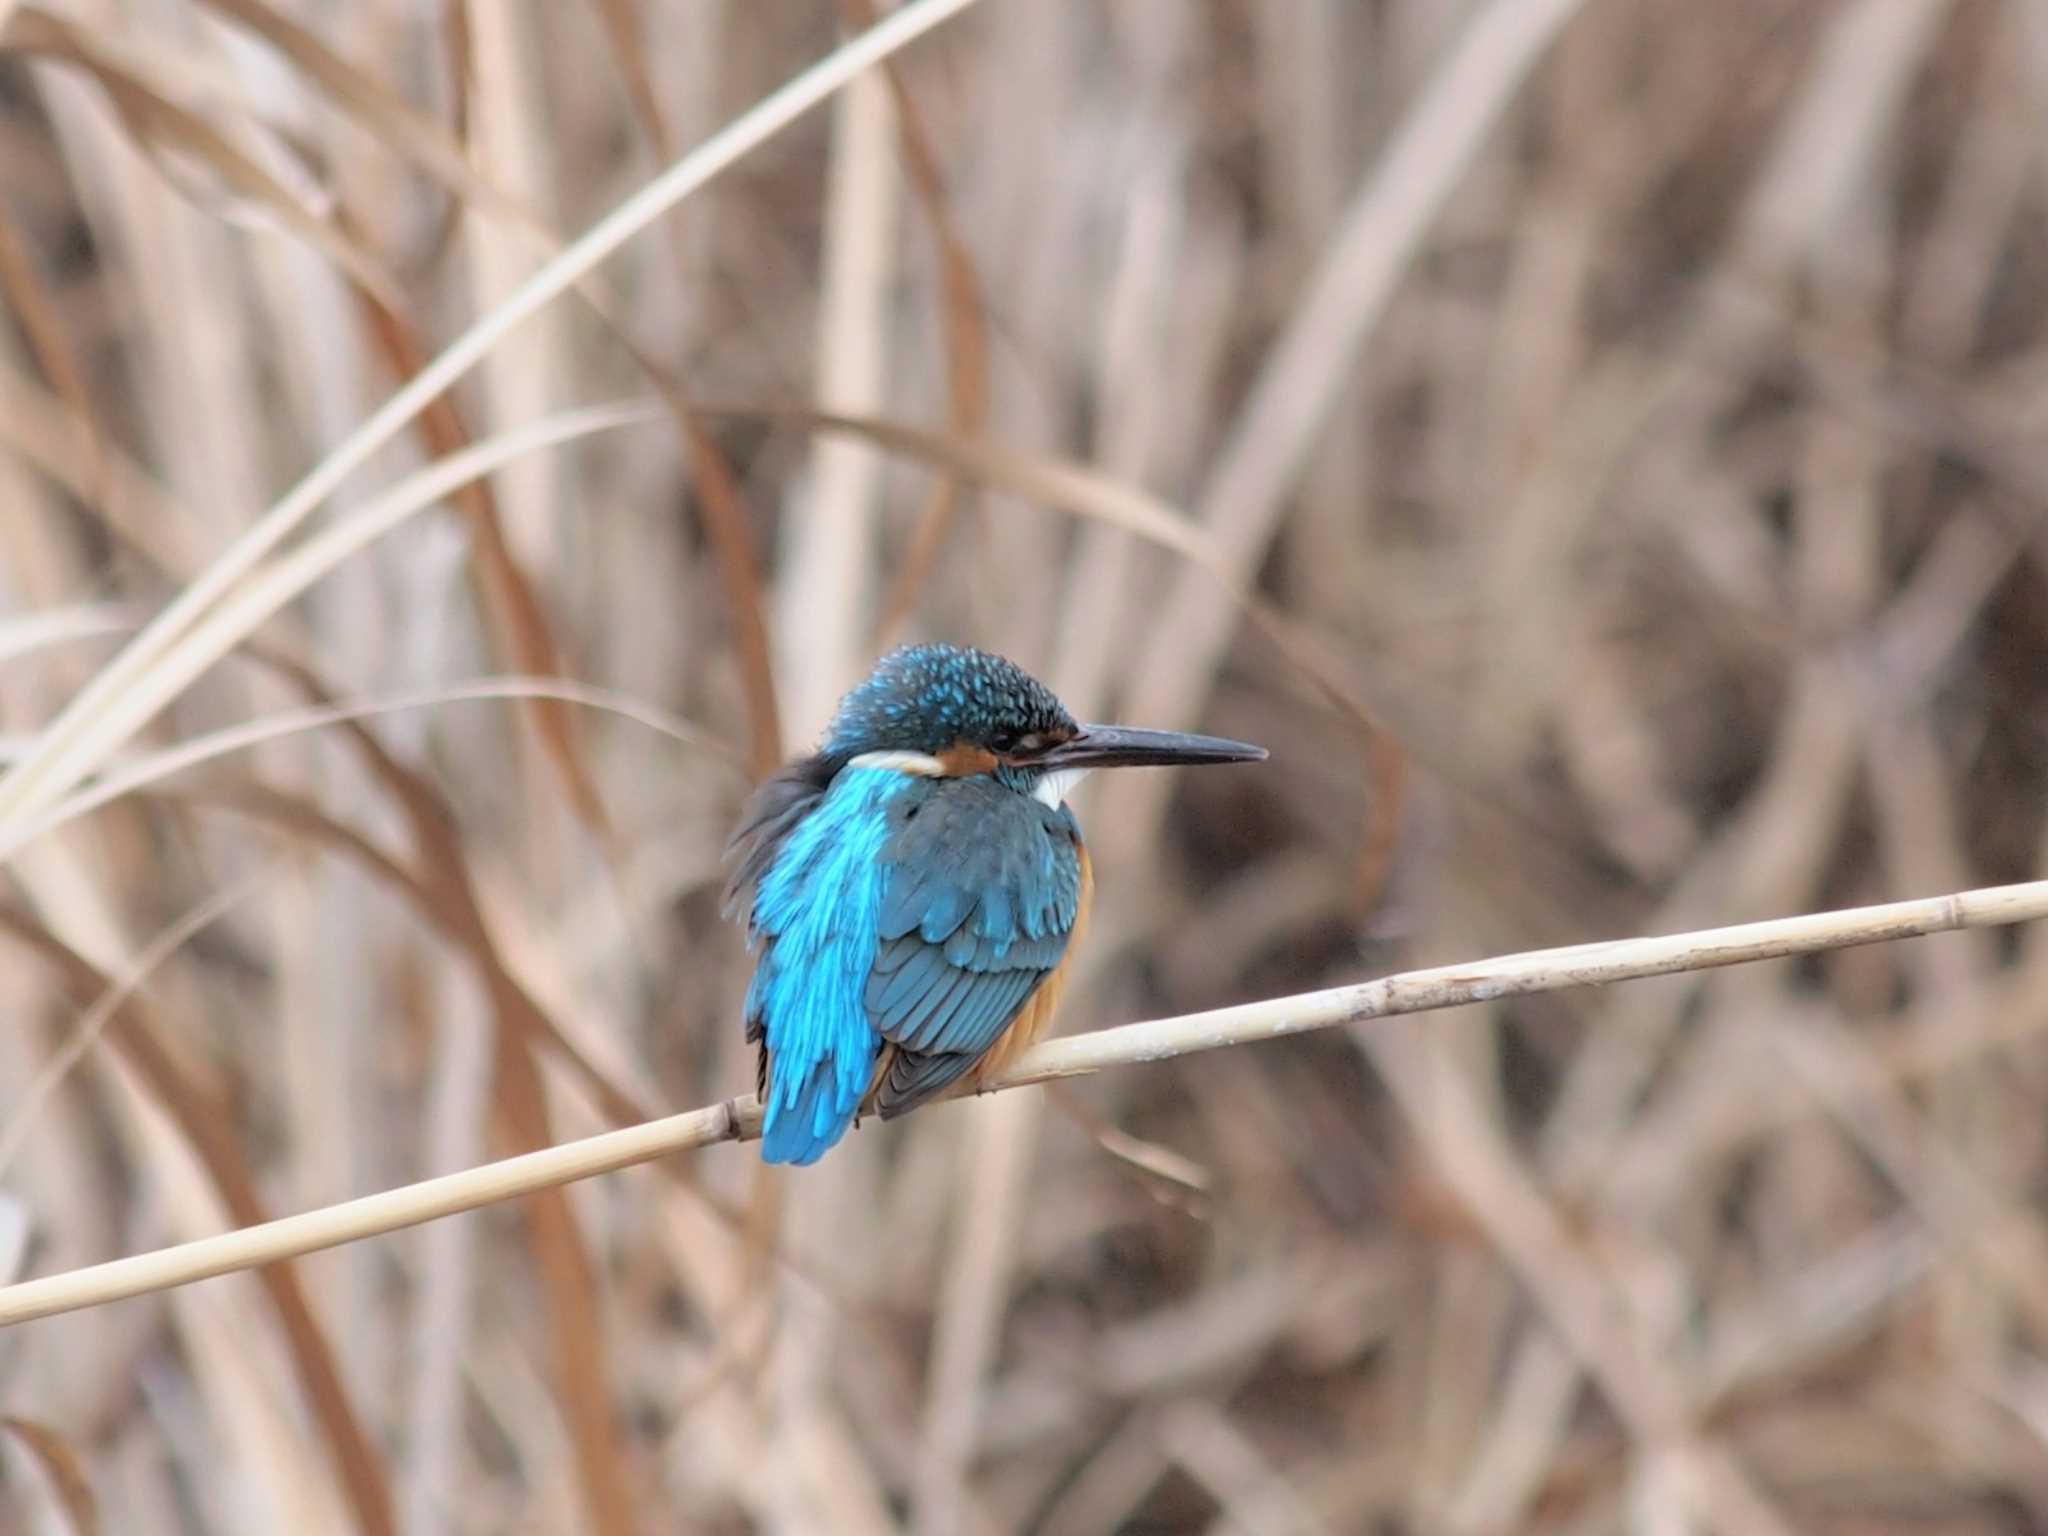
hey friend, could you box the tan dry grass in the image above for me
[3,2,2048,1533]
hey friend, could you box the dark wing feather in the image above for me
[873,1040,993,1115]
[864,776,1083,1118]
[722,754,834,1059]
[723,755,834,927]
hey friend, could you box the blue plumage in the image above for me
[736,765,1083,1163]
[864,776,1082,1069]
[723,643,1263,1166]
[826,644,1072,761]
[743,766,911,1164]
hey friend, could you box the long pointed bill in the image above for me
[1037,724,1267,771]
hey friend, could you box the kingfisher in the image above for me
[723,643,1265,1165]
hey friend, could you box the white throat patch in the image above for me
[1034,768,1091,808]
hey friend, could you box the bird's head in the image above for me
[824,644,1266,795]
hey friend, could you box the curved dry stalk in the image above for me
[0,400,668,868]
[0,1414,98,1536]
[0,870,270,1178]
[4,675,727,862]
[0,391,1371,871]
[0,0,979,833]
[0,388,1382,883]
[0,603,142,666]
[0,876,2041,1330]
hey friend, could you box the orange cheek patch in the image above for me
[937,742,1001,776]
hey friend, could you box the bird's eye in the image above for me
[988,728,1022,754]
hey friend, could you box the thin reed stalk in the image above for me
[1,876,2038,1330]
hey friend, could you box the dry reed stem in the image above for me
[778,60,894,735]
[0,872,267,1178]
[0,876,2039,1331]
[4,3,2041,1527]
[0,0,978,831]
[1105,0,1591,861]
[0,1413,98,1535]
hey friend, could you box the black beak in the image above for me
[1036,724,1267,771]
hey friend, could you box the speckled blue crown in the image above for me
[825,644,1075,757]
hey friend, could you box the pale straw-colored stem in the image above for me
[0,877,2041,1328]
[0,0,979,833]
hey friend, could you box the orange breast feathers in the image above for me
[974,840,1093,1088]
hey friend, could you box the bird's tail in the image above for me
[759,1054,859,1166]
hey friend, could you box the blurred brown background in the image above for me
[3,0,2048,1531]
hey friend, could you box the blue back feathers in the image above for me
[742,767,910,1164]
[867,776,1081,1058]
[729,645,1090,1165]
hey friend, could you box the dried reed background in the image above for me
[2,1,2047,1532]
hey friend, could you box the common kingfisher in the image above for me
[723,643,1266,1165]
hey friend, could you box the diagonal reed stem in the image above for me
[0,0,980,834]
[0,876,2042,1329]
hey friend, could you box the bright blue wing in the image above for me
[865,776,1083,1117]
[736,764,913,1164]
